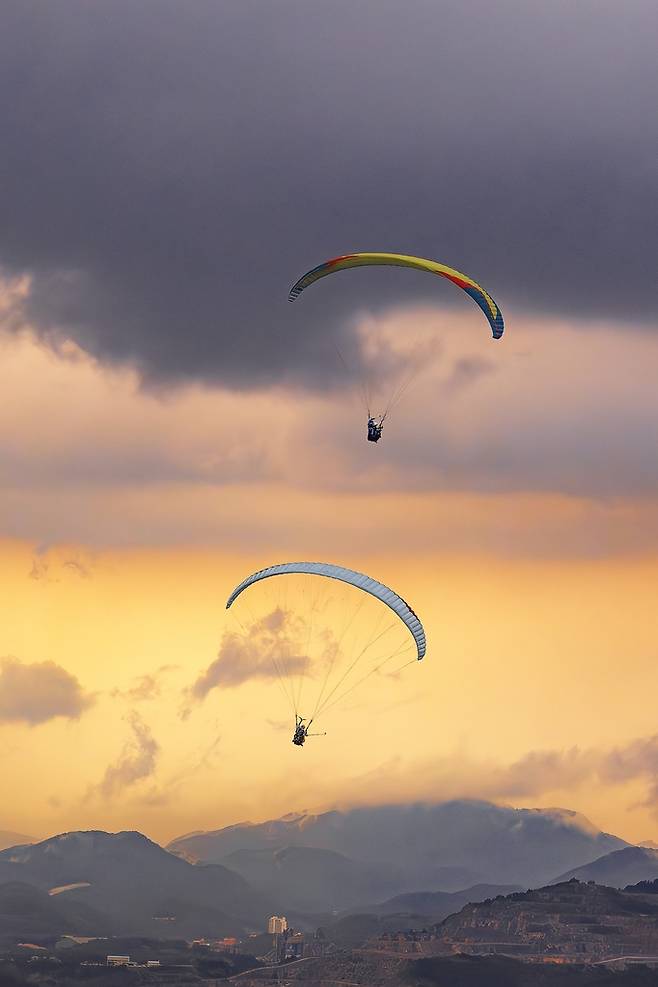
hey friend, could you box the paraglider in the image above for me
[226,561,426,745]
[226,561,426,659]
[289,252,504,339]
[289,252,504,440]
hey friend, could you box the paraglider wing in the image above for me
[226,561,426,659]
[289,252,504,339]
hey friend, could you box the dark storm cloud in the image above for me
[0,0,656,388]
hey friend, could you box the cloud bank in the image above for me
[0,1,656,389]
[337,735,658,822]
[0,657,94,725]
[189,608,309,702]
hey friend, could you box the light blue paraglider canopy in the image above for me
[226,561,426,660]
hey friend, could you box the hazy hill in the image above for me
[0,832,32,852]
[554,846,658,888]
[169,800,626,892]
[321,912,430,947]
[0,881,113,942]
[221,845,404,912]
[350,883,523,921]
[321,886,521,948]
[0,830,271,938]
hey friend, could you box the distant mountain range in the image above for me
[554,845,658,888]
[346,883,523,921]
[0,830,271,940]
[323,884,521,946]
[219,845,401,913]
[169,800,627,905]
[2,802,657,949]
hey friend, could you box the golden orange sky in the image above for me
[1,309,658,846]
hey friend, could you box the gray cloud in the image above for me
[599,736,658,810]
[443,356,496,395]
[189,608,309,703]
[0,656,94,725]
[453,737,658,815]
[330,735,658,822]
[111,665,176,702]
[95,711,160,799]
[0,1,656,389]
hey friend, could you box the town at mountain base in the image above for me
[365,879,658,963]
[3,802,658,984]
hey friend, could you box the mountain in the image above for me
[321,912,427,947]
[426,879,658,962]
[320,885,522,948]
[626,878,658,894]
[169,800,627,894]
[0,881,112,942]
[350,883,523,921]
[0,831,32,852]
[554,846,658,888]
[220,845,404,913]
[0,830,271,938]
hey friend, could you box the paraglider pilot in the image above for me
[292,715,325,746]
[292,715,307,746]
[368,417,383,443]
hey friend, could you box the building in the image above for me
[107,955,130,966]
[213,937,239,953]
[284,933,305,960]
[268,916,288,934]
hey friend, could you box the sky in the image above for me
[1,0,657,847]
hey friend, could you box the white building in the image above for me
[268,915,288,934]
[106,955,130,967]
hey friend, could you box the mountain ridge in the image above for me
[553,845,658,888]
[424,878,658,962]
[0,829,271,939]
[168,799,627,895]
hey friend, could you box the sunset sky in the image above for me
[1,0,657,848]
